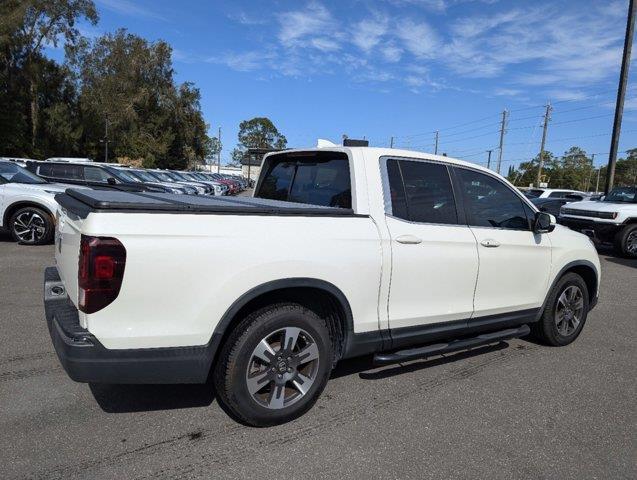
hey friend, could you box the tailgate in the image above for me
[54,207,83,307]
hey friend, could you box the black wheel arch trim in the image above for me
[537,259,600,320]
[4,201,54,227]
[212,277,364,361]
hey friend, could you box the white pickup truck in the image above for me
[560,186,637,258]
[45,147,600,426]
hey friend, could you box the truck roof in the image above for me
[264,147,501,177]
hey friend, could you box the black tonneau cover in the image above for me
[56,189,357,218]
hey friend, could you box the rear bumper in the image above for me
[44,266,219,384]
[559,217,622,244]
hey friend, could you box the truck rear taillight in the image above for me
[78,235,126,314]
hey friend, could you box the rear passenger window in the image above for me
[50,164,81,180]
[456,168,531,230]
[386,159,458,224]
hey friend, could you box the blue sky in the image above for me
[49,0,636,170]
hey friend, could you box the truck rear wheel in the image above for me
[213,303,333,427]
[531,272,589,346]
[614,224,637,258]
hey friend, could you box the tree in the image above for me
[68,29,209,168]
[231,117,287,162]
[2,0,98,150]
[515,151,558,187]
[558,146,592,190]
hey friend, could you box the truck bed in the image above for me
[56,189,358,218]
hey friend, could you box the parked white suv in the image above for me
[523,188,587,199]
[560,186,637,257]
[46,147,600,426]
[0,161,68,244]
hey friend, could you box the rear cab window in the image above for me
[255,151,352,208]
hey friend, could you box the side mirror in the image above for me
[534,211,555,234]
[107,177,117,185]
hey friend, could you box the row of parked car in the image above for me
[519,186,637,258]
[0,157,250,245]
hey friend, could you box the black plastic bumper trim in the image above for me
[44,266,220,384]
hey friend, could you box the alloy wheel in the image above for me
[627,231,637,255]
[555,285,584,336]
[13,211,46,243]
[245,327,320,409]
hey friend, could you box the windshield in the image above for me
[151,171,175,182]
[604,186,637,203]
[112,168,140,183]
[0,162,47,184]
[170,171,191,181]
[132,170,159,182]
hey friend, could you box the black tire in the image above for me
[213,303,333,427]
[614,224,637,258]
[531,272,589,346]
[9,206,54,245]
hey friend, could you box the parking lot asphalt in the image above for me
[1,232,635,480]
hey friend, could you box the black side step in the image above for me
[373,324,530,366]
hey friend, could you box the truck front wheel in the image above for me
[213,303,333,427]
[614,224,637,258]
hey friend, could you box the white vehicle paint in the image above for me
[524,188,587,199]
[0,160,69,244]
[47,147,601,425]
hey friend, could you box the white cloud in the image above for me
[97,0,166,21]
[381,43,403,62]
[395,18,440,57]
[228,12,268,26]
[277,2,341,49]
[352,17,388,52]
[209,51,277,72]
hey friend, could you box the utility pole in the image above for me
[434,131,439,155]
[486,149,493,169]
[606,0,635,194]
[390,136,394,148]
[496,110,508,174]
[217,126,222,173]
[536,102,552,187]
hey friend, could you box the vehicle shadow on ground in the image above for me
[89,382,216,413]
[0,231,14,242]
[603,255,637,269]
[88,343,512,414]
[331,342,509,381]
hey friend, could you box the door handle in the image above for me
[480,239,500,248]
[396,234,422,244]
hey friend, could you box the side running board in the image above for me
[373,324,530,366]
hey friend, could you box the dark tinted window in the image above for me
[386,159,408,219]
[548,191,568,198]
[37,164,54,176]
[84,166,111,182]
[457,168,531,230]
[48,163,82,180]
[256,153,351,208]
[386,159,457,224]
[258,161,295,201]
